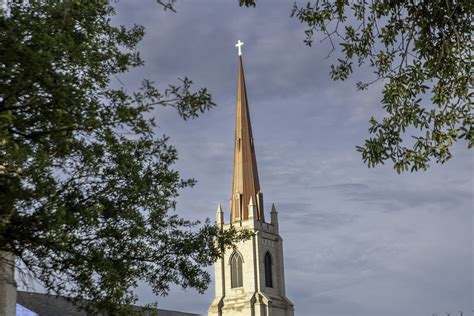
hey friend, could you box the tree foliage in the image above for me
[241,0,472,172]
[0,1,250,314]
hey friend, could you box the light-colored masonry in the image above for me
[208,204,294,316]
[0,251,17,316]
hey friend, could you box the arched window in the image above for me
[264,252,273,288]
[230,252,243,288]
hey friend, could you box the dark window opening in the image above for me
[264,252,273,288]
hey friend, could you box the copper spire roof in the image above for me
[230,56,264,223]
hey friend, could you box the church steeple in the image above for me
[208,41,294,316]
[230,55,264,223]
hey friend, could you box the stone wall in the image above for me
[0,251,17,316]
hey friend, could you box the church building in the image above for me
[208,42,294,316]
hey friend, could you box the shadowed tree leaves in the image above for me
[240,0,472,172]
[0,1,251,314]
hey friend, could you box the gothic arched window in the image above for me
[230,252,243,288]
[264,252,273,288]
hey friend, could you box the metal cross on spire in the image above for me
[235,40,244,56]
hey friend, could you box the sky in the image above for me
[109,1,473,316]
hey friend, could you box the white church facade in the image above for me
[208,42,294,316]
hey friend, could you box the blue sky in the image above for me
[108,2,473,315]
[16,304,38,316]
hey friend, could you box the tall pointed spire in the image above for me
[230,54,264,223]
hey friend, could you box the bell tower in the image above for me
[208,42,294,316]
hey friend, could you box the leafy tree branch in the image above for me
[240,0,472,172]
[1,1,250,314]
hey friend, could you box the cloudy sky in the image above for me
[110,1,472,315]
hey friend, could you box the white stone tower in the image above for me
[208,44,294,316]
